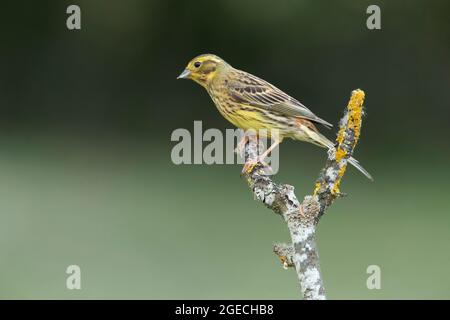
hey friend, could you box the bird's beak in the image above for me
[177,69,191,79]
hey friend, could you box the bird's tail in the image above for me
[300,129,373,181]
[347,157,373,181]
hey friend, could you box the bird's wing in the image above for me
[227,71,333,128]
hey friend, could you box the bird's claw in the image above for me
[242,158,259,174]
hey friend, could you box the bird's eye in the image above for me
[194,61,201,68]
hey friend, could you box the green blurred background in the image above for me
[0,0,449,299]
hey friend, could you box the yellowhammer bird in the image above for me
[177,54,372,180]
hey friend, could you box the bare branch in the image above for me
[242,89,366,300]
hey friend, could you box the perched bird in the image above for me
[177,54,372,180]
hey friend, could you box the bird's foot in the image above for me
[241,157,271,174]
[242,158,259,174]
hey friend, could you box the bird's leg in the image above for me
[242,138,280,174]
[241,134,259,173]
[258,139,281,163]
[235,134,250,156]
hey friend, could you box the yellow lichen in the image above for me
[331,164,348,195]
[335,148,347,162]
[313,181,321,195]
[331,90,364,195]
[315,89,365,198]
[336,126,346,145]
[331,182,340,195]
[338,164,347,178]
[346,89,364,146]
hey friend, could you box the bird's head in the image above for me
[177,54,228,87]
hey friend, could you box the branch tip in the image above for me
[314,89,365,208]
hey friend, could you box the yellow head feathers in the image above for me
[177,54,229,87]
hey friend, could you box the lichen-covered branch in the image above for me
[313,90,365,215]
[242,89,366,300]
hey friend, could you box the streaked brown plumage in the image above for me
[178,54,372,180]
